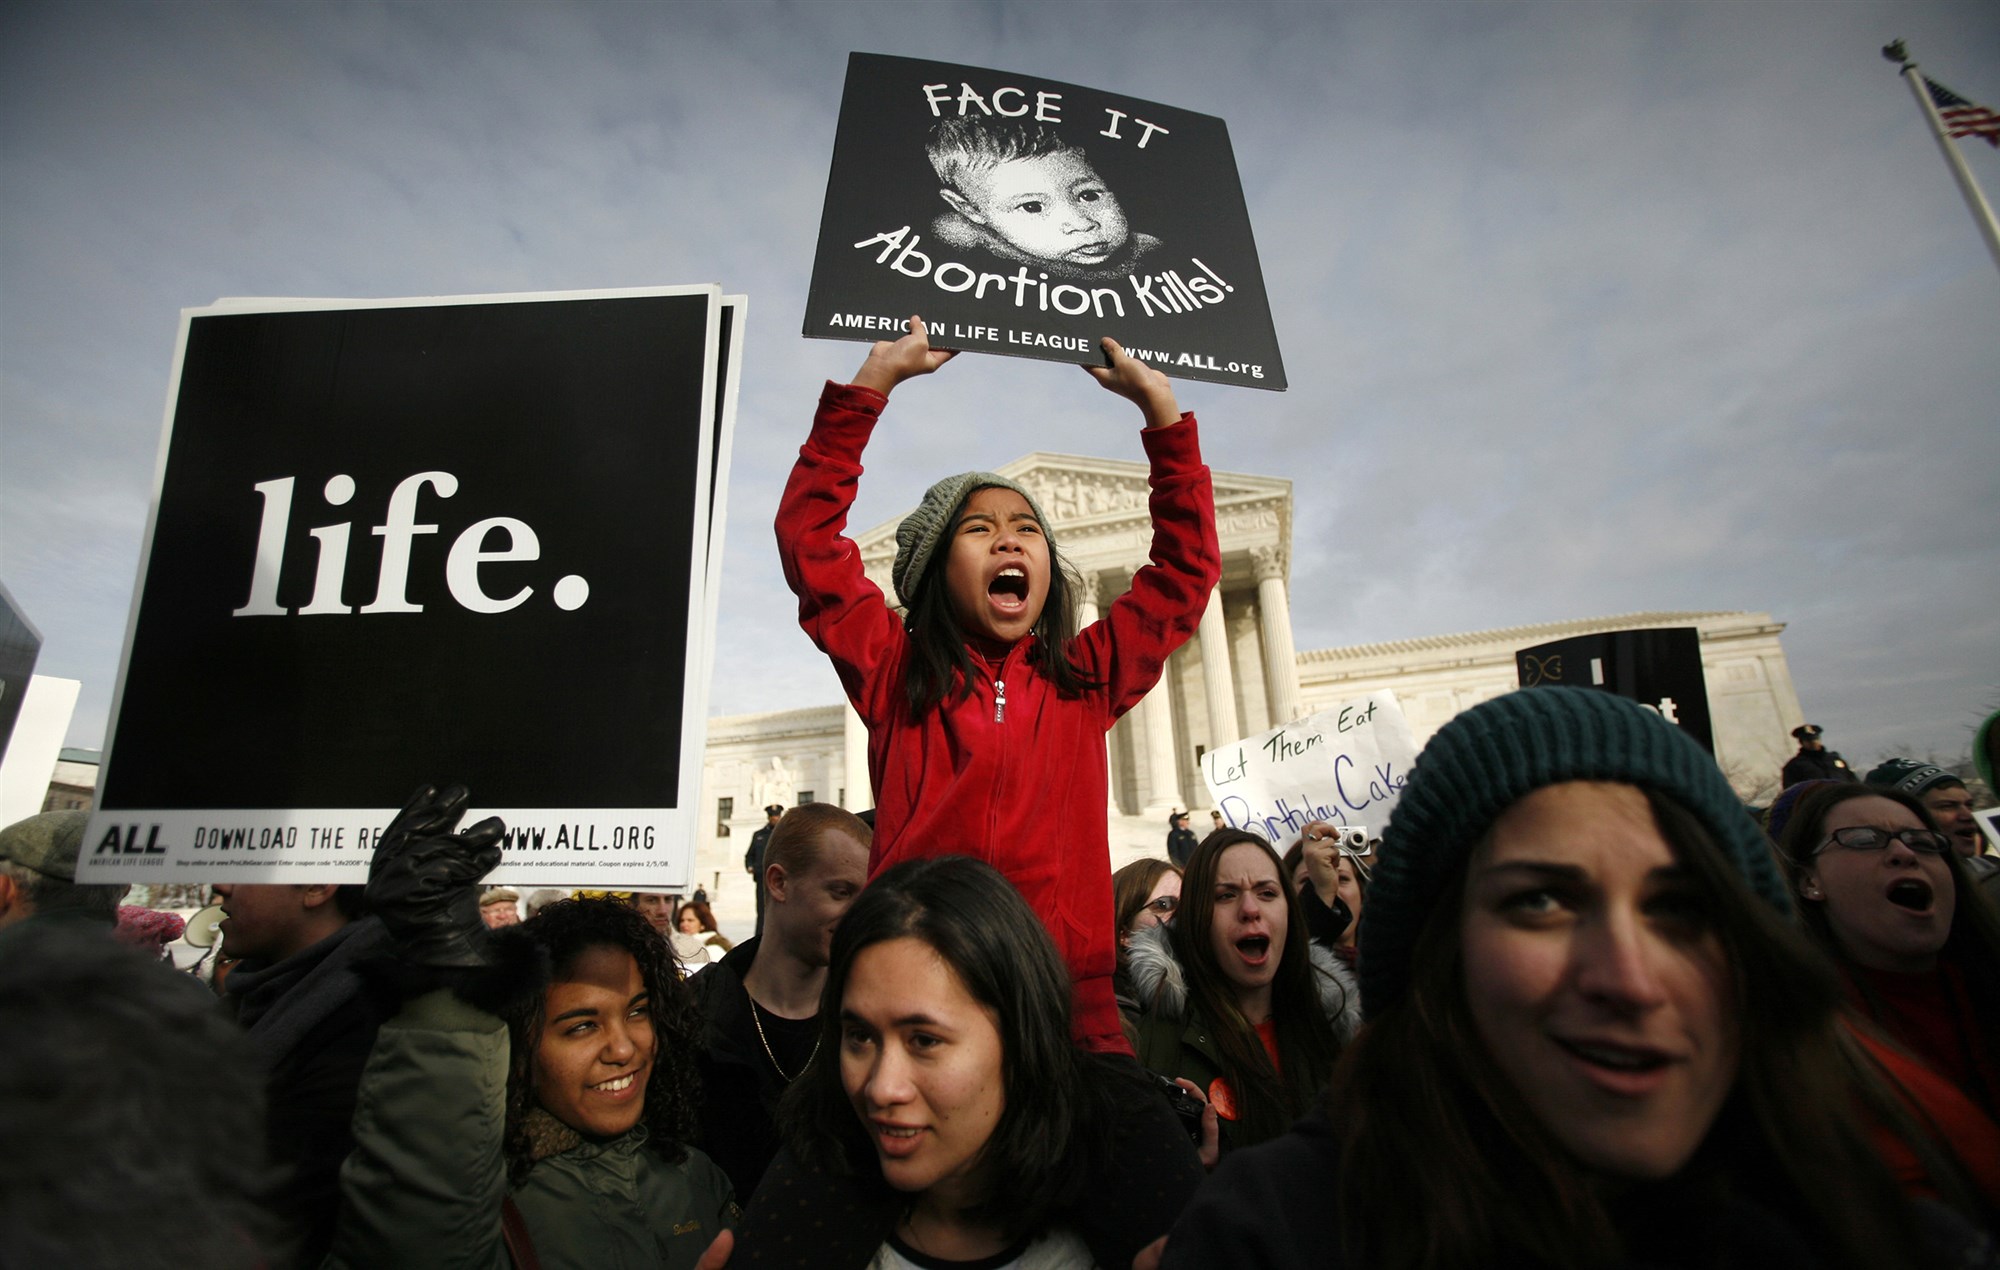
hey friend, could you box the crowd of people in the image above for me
[4,324,1997,1268]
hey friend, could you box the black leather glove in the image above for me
[366,783,506,969]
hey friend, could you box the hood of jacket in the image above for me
[1125,920,1362,1044]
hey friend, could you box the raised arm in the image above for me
[849,315,957,398]
[1083,337,1183,430]
[1070,350,1220,716]
[326,787,512,1270]
[775,329,935,727]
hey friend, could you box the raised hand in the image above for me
[1298,820,1344,909]
[1083,337,1181,429]
[851,316,958,397]
[365,783,507,968]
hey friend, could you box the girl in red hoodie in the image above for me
[777,316,1221,1055]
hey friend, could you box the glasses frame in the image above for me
[1811,825,1950,857]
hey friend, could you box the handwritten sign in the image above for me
[1201,693,1420,846]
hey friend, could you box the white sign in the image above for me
[1977,805,2000,852]
[1201,693,1420,846]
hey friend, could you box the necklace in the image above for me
[749,996,820,1082]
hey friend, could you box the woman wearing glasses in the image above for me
[1112,858,1182,1035]
[1115,858,1183,940]
[1778,783,2000,1121]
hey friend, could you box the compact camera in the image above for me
[1153,1071,1207,1146]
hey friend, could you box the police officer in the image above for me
[1780,723,1857,788]
[745,804,784,929]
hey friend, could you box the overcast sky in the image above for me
[4,0,1996,774]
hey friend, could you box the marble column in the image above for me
[843,702,872,812]
[1130,566,1185,815]
[1197,586,1241,748]
[1073,569,1101,632]
[1074,571,1120,813]
[1253,545,1303,728]
[1230,605,1270,734]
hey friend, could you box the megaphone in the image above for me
[182,904,226,948]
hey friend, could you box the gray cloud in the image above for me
[3,0,1995,774]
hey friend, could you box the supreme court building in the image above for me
[693,452,1808,901]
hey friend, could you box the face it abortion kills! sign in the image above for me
[805,53,1287,391]
[1202,693,1420,845]
[80,287,741,887]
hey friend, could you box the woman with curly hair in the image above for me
[325,786,735,1270]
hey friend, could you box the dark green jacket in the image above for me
[326,990,735,1270]
[1120,923,1361,1154]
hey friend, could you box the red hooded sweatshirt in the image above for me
[778,381,1221,1051]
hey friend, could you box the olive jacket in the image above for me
[325,990,735,1270]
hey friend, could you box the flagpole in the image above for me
[1883,40,2000,275]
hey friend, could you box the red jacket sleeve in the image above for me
[775,381,907,727]
[1073,415,1222,720]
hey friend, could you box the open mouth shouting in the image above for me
[1207,842,1291,1012]
[1233,933,1272,968]
[942,486,1050,646]
[1805,796,1959,974]
[988,565,1030,612]
[1885,877,1934,914]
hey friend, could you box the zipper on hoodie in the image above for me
[987,643,1027,858]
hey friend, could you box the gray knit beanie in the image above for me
[892,472,1056,609]
[1359,686,1787,1020]
[0,810,89,881]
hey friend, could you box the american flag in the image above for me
[1925,76,2000,147]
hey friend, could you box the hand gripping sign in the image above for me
[1202,693,1420,846]
[805,52,1287,391]
[81,287,744,888]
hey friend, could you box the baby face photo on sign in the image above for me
[926,117,1161,281]
[805,53,1287,391]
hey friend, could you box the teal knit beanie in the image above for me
[1359,686,1788,1020]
